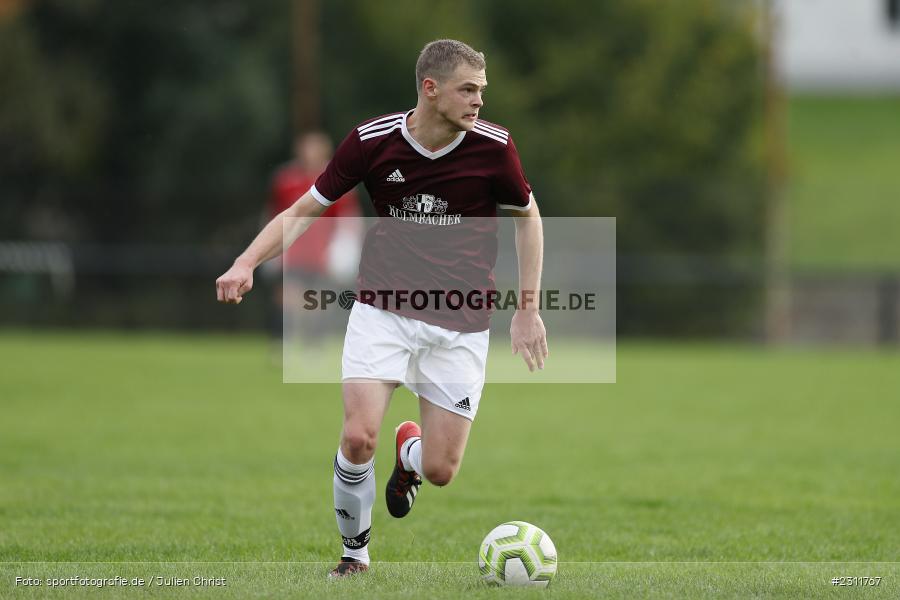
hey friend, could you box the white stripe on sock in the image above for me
[341,544,370,565]
[336,447,373,475]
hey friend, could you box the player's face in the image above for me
[436,65,487,131]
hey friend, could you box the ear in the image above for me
[421,77,439,99]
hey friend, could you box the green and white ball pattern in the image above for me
[478,521,557,586]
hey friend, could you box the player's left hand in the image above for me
[510,310,548,372]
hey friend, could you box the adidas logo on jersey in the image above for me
[386,169,405,182]
[454,397,471,411]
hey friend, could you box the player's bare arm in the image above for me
[216,191,327,304]
[508,199,548,371]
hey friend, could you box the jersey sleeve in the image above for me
[310,129,366,206]
[495,135,533,211]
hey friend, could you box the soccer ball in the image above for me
[478,521,557,586]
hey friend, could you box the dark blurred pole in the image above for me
[0,0,29,22]
[762,0,791,344]
[878,277,899,345]
[291,0,321,133]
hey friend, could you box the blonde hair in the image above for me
[415,39,486,91]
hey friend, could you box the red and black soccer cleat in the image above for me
[385,421,422,518]
[328,557,369,578]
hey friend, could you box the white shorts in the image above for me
[341,302,489,420]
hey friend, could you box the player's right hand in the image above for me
[216,261,254,304]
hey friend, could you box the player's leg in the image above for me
[331,302,416,576]
[386,396,472,518]
[330,379,395,577]
[340,379,395,462]
[387,327,486,517]
[413,397,472,486]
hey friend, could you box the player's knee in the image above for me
[423,463,457,487]
[341,427,378,462]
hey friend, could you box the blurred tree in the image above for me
[319,0,767,334]
[0,0,768,334]
[0,9,109,239]
[515,0,765,255]
[318,0,485,130]
[1,0,291,243]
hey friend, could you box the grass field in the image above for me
[788,95,900,270]
[1,331,899,598]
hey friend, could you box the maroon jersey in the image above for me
[311,110,533,332]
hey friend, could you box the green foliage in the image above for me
[1,1,291,242]
[322,0,766,254]
[0,18,108,175]
[0,0,768,334]
[2,0,765,246]
[484,0,766,229]
[318,0,768,335]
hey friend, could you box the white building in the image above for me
[774,0,900,90]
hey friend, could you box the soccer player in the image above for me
[263,132,362,344]
[215,39,547,577]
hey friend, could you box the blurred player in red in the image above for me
[265,132,362,342]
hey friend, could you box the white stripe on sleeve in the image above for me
[309,184,335,207]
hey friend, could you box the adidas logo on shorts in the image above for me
[386,169,405,182]
[454,397,471,411]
